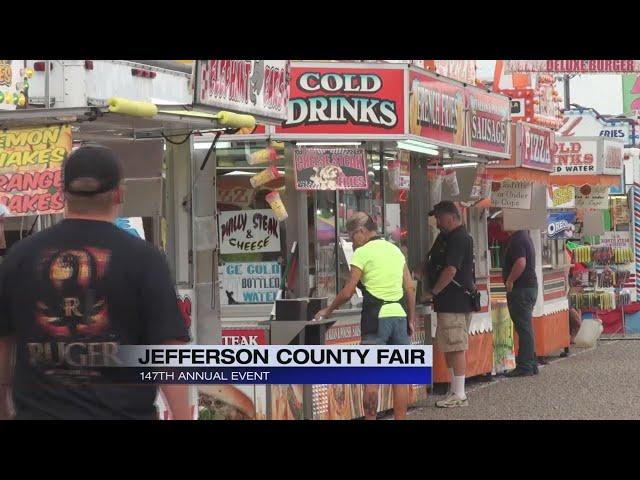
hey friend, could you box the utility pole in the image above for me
[563,74,571,110]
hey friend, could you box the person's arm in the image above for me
[506,257,526,293]
[139,248,191,420]
[403,264,416,336]
[0,336,14,420]
[159,339,191,420]
[0,258,14,420]
[314,266,362,320]
[429,266,457,297]
[426,233,465,299]
[505,236,528,293]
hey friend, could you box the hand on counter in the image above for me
[423,290,434,302]
[314,308,331,321]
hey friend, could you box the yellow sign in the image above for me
[0,125,72,216]
[552,185,575,208]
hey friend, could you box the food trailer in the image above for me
[205,61,513,419]
[0,59,287,420]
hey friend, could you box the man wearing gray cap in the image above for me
[424,201,475,408]
[0,144,191,420]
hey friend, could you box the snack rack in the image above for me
[570,242,634,334]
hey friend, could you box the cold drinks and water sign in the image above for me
[218,209,280,254]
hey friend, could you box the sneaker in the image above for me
[504,367,535,378]
[436,393,469,408]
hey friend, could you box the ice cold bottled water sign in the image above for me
[220,262,281,305]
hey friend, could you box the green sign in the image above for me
[622,75,640,113]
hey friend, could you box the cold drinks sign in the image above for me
[277,65,405,135]
[552,137,624,176]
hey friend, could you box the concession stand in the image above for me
[210,60,513,418]
[551,136,631,336]
[490,61,572,362]
[486,122,567,365]
[0,59,289,420]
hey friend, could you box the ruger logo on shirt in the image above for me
[28,247,120,369]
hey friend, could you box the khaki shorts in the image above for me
[436,312,472,353]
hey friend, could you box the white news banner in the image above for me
[119,345,433,368]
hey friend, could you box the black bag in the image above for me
[451,279,482,312]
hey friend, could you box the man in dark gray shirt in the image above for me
[503,229,539,377]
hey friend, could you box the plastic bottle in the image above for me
[574,318,604,348]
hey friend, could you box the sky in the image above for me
[476,60,624,115]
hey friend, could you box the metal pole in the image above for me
[563,74,571,110]
[44,61,51,108]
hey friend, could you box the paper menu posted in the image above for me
[339,237,362,301]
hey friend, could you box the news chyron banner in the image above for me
[0,125,71,217]
[113,345,432,385]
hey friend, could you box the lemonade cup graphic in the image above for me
[453,92,466,145]
[410,79,421,135]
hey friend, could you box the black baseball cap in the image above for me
[63,144,122,196]
[428,201,459,217]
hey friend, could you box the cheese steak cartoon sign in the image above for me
[278,66,405,135]
[408,70,511,157]
[0,125,71,216]
[294,147,368,191]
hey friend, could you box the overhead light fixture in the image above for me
[194,141,232,150]
[296,141,362,146]
[223,170,285,176]
[445,162,479,168]
[396,140,439,156]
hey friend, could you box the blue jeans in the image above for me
[507,287,538,372]
[361,317,411,345]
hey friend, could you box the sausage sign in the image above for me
[0,125,71,217]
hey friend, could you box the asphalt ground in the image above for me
[396,339,640,420]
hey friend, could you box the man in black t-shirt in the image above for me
[424,201,475,408]
[502,229,539,377]
[0,145,191,420]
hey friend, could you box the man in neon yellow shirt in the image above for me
[314,212,416,420]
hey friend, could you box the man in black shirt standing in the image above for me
[424,202,475,408]
[503,229,539,377]
[0,145,191,420]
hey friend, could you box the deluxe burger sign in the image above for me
[552,136,624,176]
